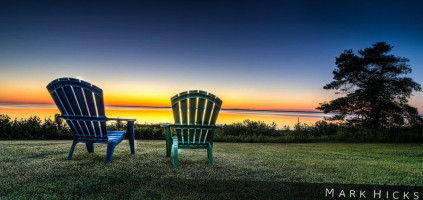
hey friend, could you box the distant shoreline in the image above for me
[0,103,324,113]
[1,103,422,118]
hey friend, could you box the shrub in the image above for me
[1,114,422,142]
[0,115,72,140]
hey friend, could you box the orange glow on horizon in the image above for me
[0,86,52,105]
[0,106,322,128]
[0,88,320,112]
[0,77,323,112]
[0,107,59,120]
[220,95,319,111]
[0,77,324,112]
[104,94,171,108]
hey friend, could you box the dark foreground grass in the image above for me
[1,141,422,199]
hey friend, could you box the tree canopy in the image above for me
[317,42,422,129]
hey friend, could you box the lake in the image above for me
[0,104,333,128]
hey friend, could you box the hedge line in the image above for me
[1,115,422,142]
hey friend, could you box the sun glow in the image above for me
[0,105,323,128]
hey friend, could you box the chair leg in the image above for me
[106,142,117,164]
[68,141,77,160]
[173,136,178,168]
[129,137,135,155]
[165,127,172,157]
[127,121,135,154]
[173,145,178,168]
[208,143,213,167]
[86,142,94,153]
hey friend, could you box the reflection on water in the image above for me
[0,104,334,128]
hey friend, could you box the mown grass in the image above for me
[1,141,422,199]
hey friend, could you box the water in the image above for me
[0,104,333,128]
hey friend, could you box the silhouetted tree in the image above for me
[317,42,422,129]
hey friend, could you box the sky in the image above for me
[1,0,423,113]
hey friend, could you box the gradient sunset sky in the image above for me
[1,0,422,112]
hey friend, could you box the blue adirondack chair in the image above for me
[46,77,136,163]
[162,90,223,167]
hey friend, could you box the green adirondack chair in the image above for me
[46,77,136,163]
[162,90,223,167]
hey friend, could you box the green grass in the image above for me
[1,141,422,199]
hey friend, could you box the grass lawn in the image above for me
[1,140,422,199]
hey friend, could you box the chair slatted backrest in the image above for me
[171,90,222,145]
[46,77,108,142]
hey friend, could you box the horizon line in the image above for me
[1,103,422,118]
[0,102,324,114]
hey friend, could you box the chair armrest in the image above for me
[106,118,136,122]
[160,123,223,128]
[160,123,172,128]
